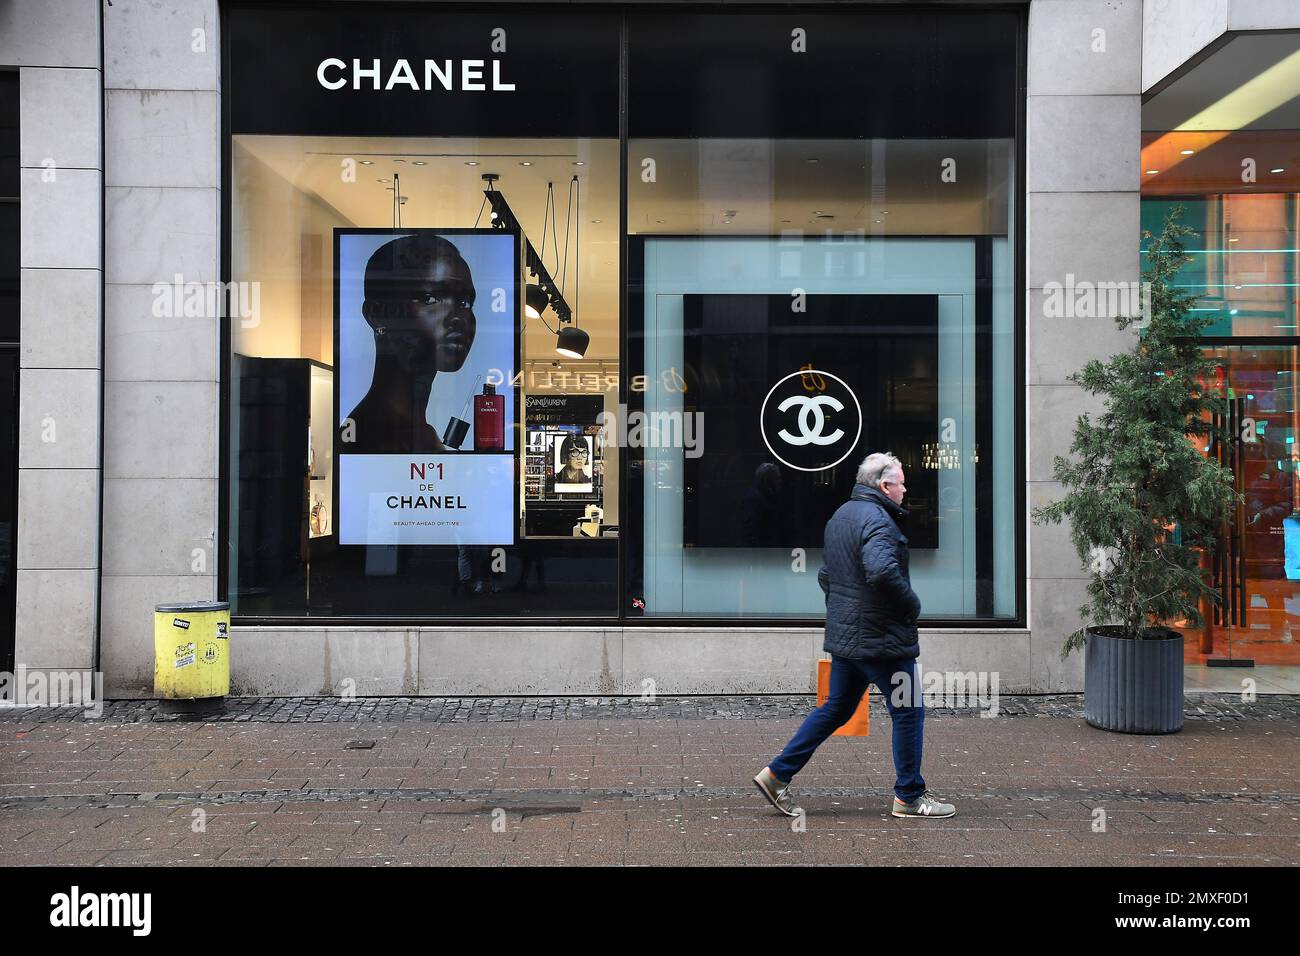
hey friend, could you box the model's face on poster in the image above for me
[566,445,589,473]
[364,252,477,375]
[553,435,594,491]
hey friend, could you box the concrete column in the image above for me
[1026,0,1143,690]
[101,0,221,696]
[1,0,104,694]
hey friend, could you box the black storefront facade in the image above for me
[218,2,1026,695]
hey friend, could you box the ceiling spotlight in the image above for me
[1271,167,1285,173]
[873,219,883,223]
[591,219,602,224]
[1180,149,1195,155]
[465,161,479,166]
[360,160,373,165]
[413,160,426,166]
[556,325,590,359]
[573,161,586,166]
[722,219,732,224]
[525,283,551,320]
[1145,169,1160,174]
[881,210,890,215]
[393,159,405,164]
[655,219,666,224]
[805,158,820,164]
[1228,237,1240,243]
[520,161,533,166]
[378,178,390,183]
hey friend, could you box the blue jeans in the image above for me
[769,654,926,802]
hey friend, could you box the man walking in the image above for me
[754,452,955,819]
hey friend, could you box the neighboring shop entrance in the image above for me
[1195,344,1300,666]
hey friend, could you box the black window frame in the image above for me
[217,1,1028,629]
[0,67,20,675]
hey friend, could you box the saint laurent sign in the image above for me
[316,58,517,92]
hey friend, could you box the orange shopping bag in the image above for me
[817,658,870,736]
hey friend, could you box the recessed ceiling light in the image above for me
[873,219,883,223]
[573,161,586,166]
[1180,149,1195,155]
[722,219,732,224]
[1271,167,1285,173]
[465,161,479,166]
[377,178,390,183]
[520,161,533,166]
[393,159,405,164]
[655,219,665,224]
[360,160,373,165]
[880,210,889,215]
[413,161,426,166]
[805,158,820,164]
[591,219,602,224]
[1228,237,1239,242]
[1146,169,1160,174]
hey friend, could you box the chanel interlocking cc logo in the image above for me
[776,395,846,446]
[760,369,862,473]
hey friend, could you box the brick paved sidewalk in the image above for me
[1,695,1297,867]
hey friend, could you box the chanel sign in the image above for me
[760,370,862,473]
[680,292,939,550]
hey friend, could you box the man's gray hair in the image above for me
[856,452,902,488]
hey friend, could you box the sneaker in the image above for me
[753,766,802,818]
[891,790,956,819]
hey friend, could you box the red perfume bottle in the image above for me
[473,381,504,451]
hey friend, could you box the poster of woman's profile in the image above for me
[336,228,517,455]
[332,227,519,547]
[550,433,593,494]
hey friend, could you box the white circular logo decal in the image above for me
[760,369,862,472]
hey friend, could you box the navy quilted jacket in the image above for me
[817,483,921,660]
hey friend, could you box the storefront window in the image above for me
[226,7,621,617]
[222,4,1022,623]
[625,10,1019,619]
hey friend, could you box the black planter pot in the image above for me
[1083,626,1184,734]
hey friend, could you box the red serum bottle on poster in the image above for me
[473,381,505,451]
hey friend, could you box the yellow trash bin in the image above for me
[154,602,230,701]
